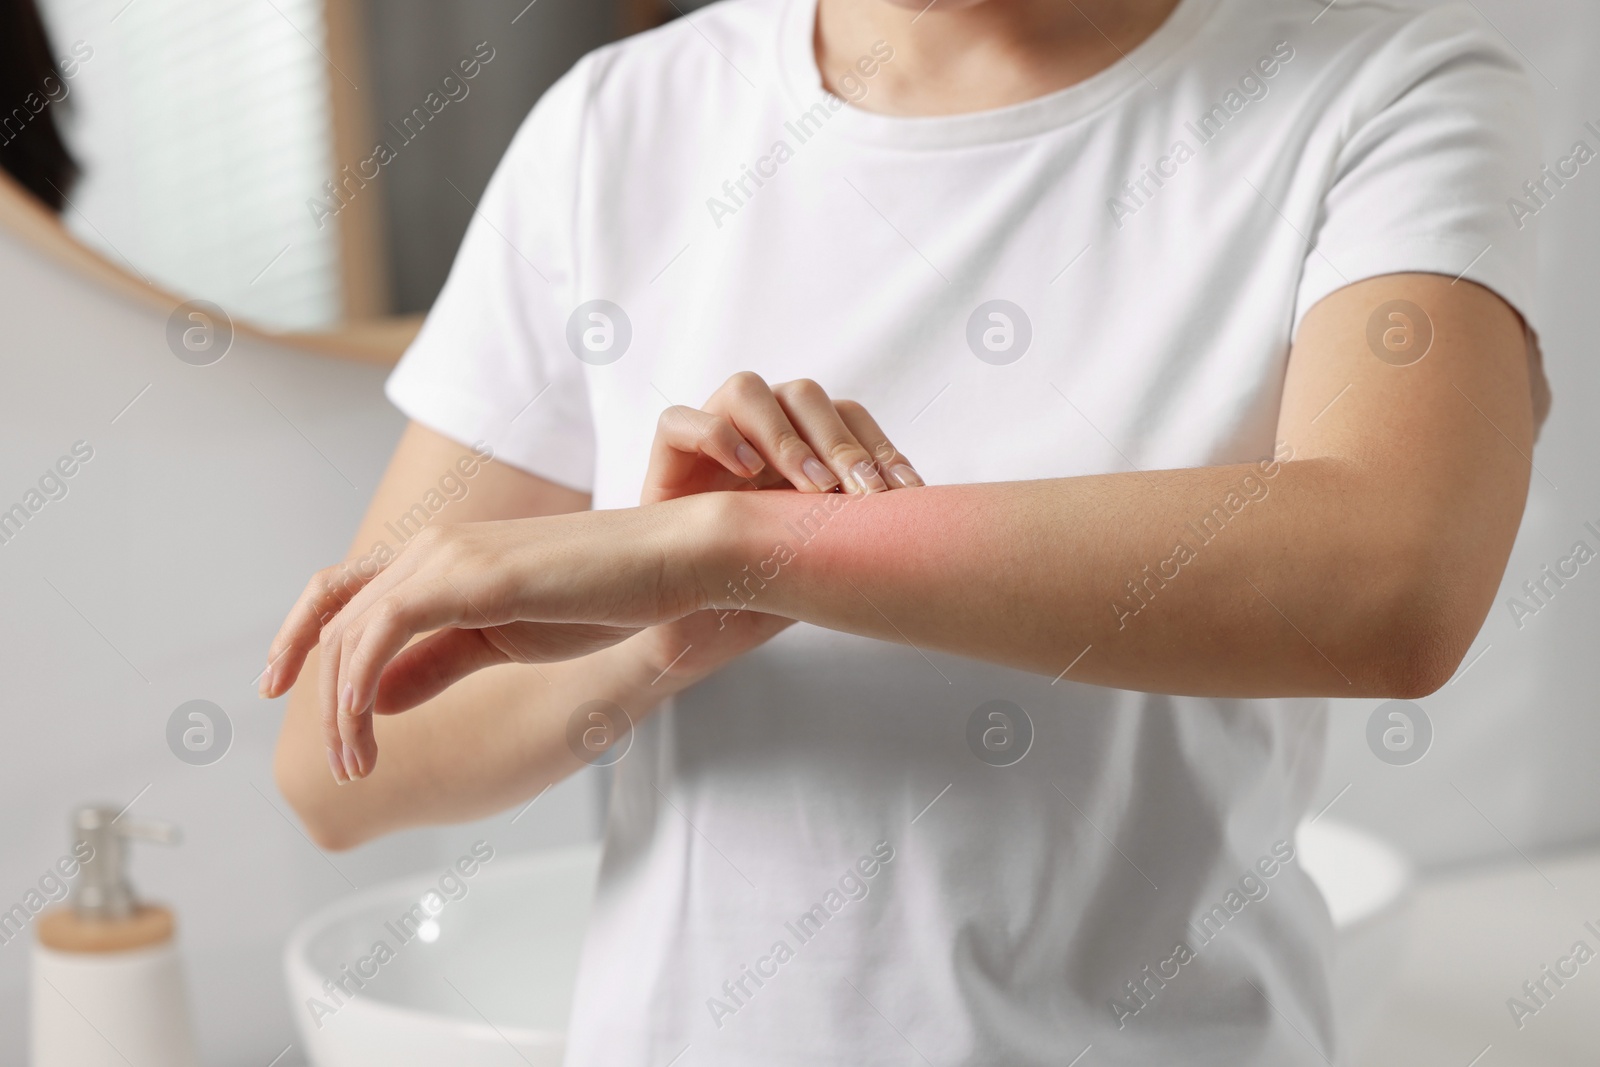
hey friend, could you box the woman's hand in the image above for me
[262,373,922,784]
[633,373,924,687]
[264,503,708,783]
[642,372,923,503]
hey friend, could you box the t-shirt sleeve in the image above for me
[1292,3,1542,336]
[384,54,598,492]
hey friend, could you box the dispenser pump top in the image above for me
[69,805,180,921]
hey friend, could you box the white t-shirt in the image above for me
[386,0,1537,1062]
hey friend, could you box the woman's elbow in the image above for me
[1363,563,1493,700]
[1370,620,1464,700]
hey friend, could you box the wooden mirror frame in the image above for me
[0,167,421,365]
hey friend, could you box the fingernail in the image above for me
[886,462,924,488]
[801,457,838,491]
[340,682,353,716]
[258,662,274,698]
[342,743,360,781]
[850,461,888,494]
[327,748,347,784]
[735,443,764,476]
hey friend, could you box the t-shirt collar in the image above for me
[775,0,1224,150]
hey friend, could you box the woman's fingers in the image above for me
[708,372,842,492]
[262,561,371,700]
[833,399,924,488]
[770,378,892,493]
[294,541,447,781]
[260,560,380,782]
[326,564,649,778]
[333,575,483,777]
[649,373,924,499]
[643,405,764,504]
[371,628,510,716]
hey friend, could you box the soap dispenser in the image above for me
[31,805,201,1067]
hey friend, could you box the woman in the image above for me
[267,0,1546,1062]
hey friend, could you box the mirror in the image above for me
[5,0,708,355]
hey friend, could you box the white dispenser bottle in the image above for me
[31,805,201,1067]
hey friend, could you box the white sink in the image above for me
[284,821,1411,1066]
[283,844,599,1067]
[1297,818,1416,1043]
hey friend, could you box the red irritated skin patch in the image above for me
[702,457,1434,701]
[707,482,1042,656]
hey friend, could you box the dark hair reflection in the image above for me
[1,0,79,212]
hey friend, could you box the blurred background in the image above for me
[0,0,1597,1064]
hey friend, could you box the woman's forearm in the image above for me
[673,275,1529,702]
[699,453,1510,699]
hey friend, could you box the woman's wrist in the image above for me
[651,489,752,613]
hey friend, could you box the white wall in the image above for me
[0,234,600,1066]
